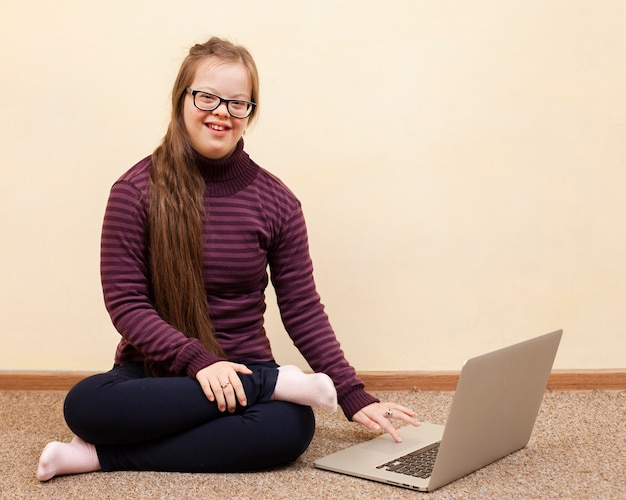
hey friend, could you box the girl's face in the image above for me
[184,57,252,160]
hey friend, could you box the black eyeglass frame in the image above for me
[186,88,256,118]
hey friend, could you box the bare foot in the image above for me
[36,436,101,481]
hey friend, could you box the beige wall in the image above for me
[1,0,625,372]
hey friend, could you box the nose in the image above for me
[212,102,229,117]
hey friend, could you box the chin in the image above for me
[199,142,237,160]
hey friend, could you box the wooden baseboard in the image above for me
[358,369,626,392]
[0,369,624,392]
[0,372,96,391]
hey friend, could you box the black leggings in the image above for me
[63,362,315,473]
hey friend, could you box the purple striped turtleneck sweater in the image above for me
[100,140,378,419]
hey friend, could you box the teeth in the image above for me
[209,124,226,131]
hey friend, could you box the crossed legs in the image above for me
[37,363,336,481]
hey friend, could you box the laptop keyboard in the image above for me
[376,442,440,479]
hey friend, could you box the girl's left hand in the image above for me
[352,402,420,443]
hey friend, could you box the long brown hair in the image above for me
[148,37,260,367]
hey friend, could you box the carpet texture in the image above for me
[1,390,624,499]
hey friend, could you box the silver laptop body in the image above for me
[314,330,563,492]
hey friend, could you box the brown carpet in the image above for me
[1,390,624,499]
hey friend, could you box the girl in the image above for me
[37,37,418,481]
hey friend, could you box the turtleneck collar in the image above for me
[192,139,259,197]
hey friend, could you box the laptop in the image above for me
[314,329,562,492]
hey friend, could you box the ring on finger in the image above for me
[385,408,393,418]
[220,380,230,388]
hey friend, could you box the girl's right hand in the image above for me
[195,361,253,412]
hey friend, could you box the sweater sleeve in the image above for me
[100,176,225,377]
[267,204,379,420]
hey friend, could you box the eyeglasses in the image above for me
[186,88,256,119]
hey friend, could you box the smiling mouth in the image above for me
[208,123,229,132]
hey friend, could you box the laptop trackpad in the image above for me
[360,422,444,458]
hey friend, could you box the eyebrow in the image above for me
[194,88,252,100]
